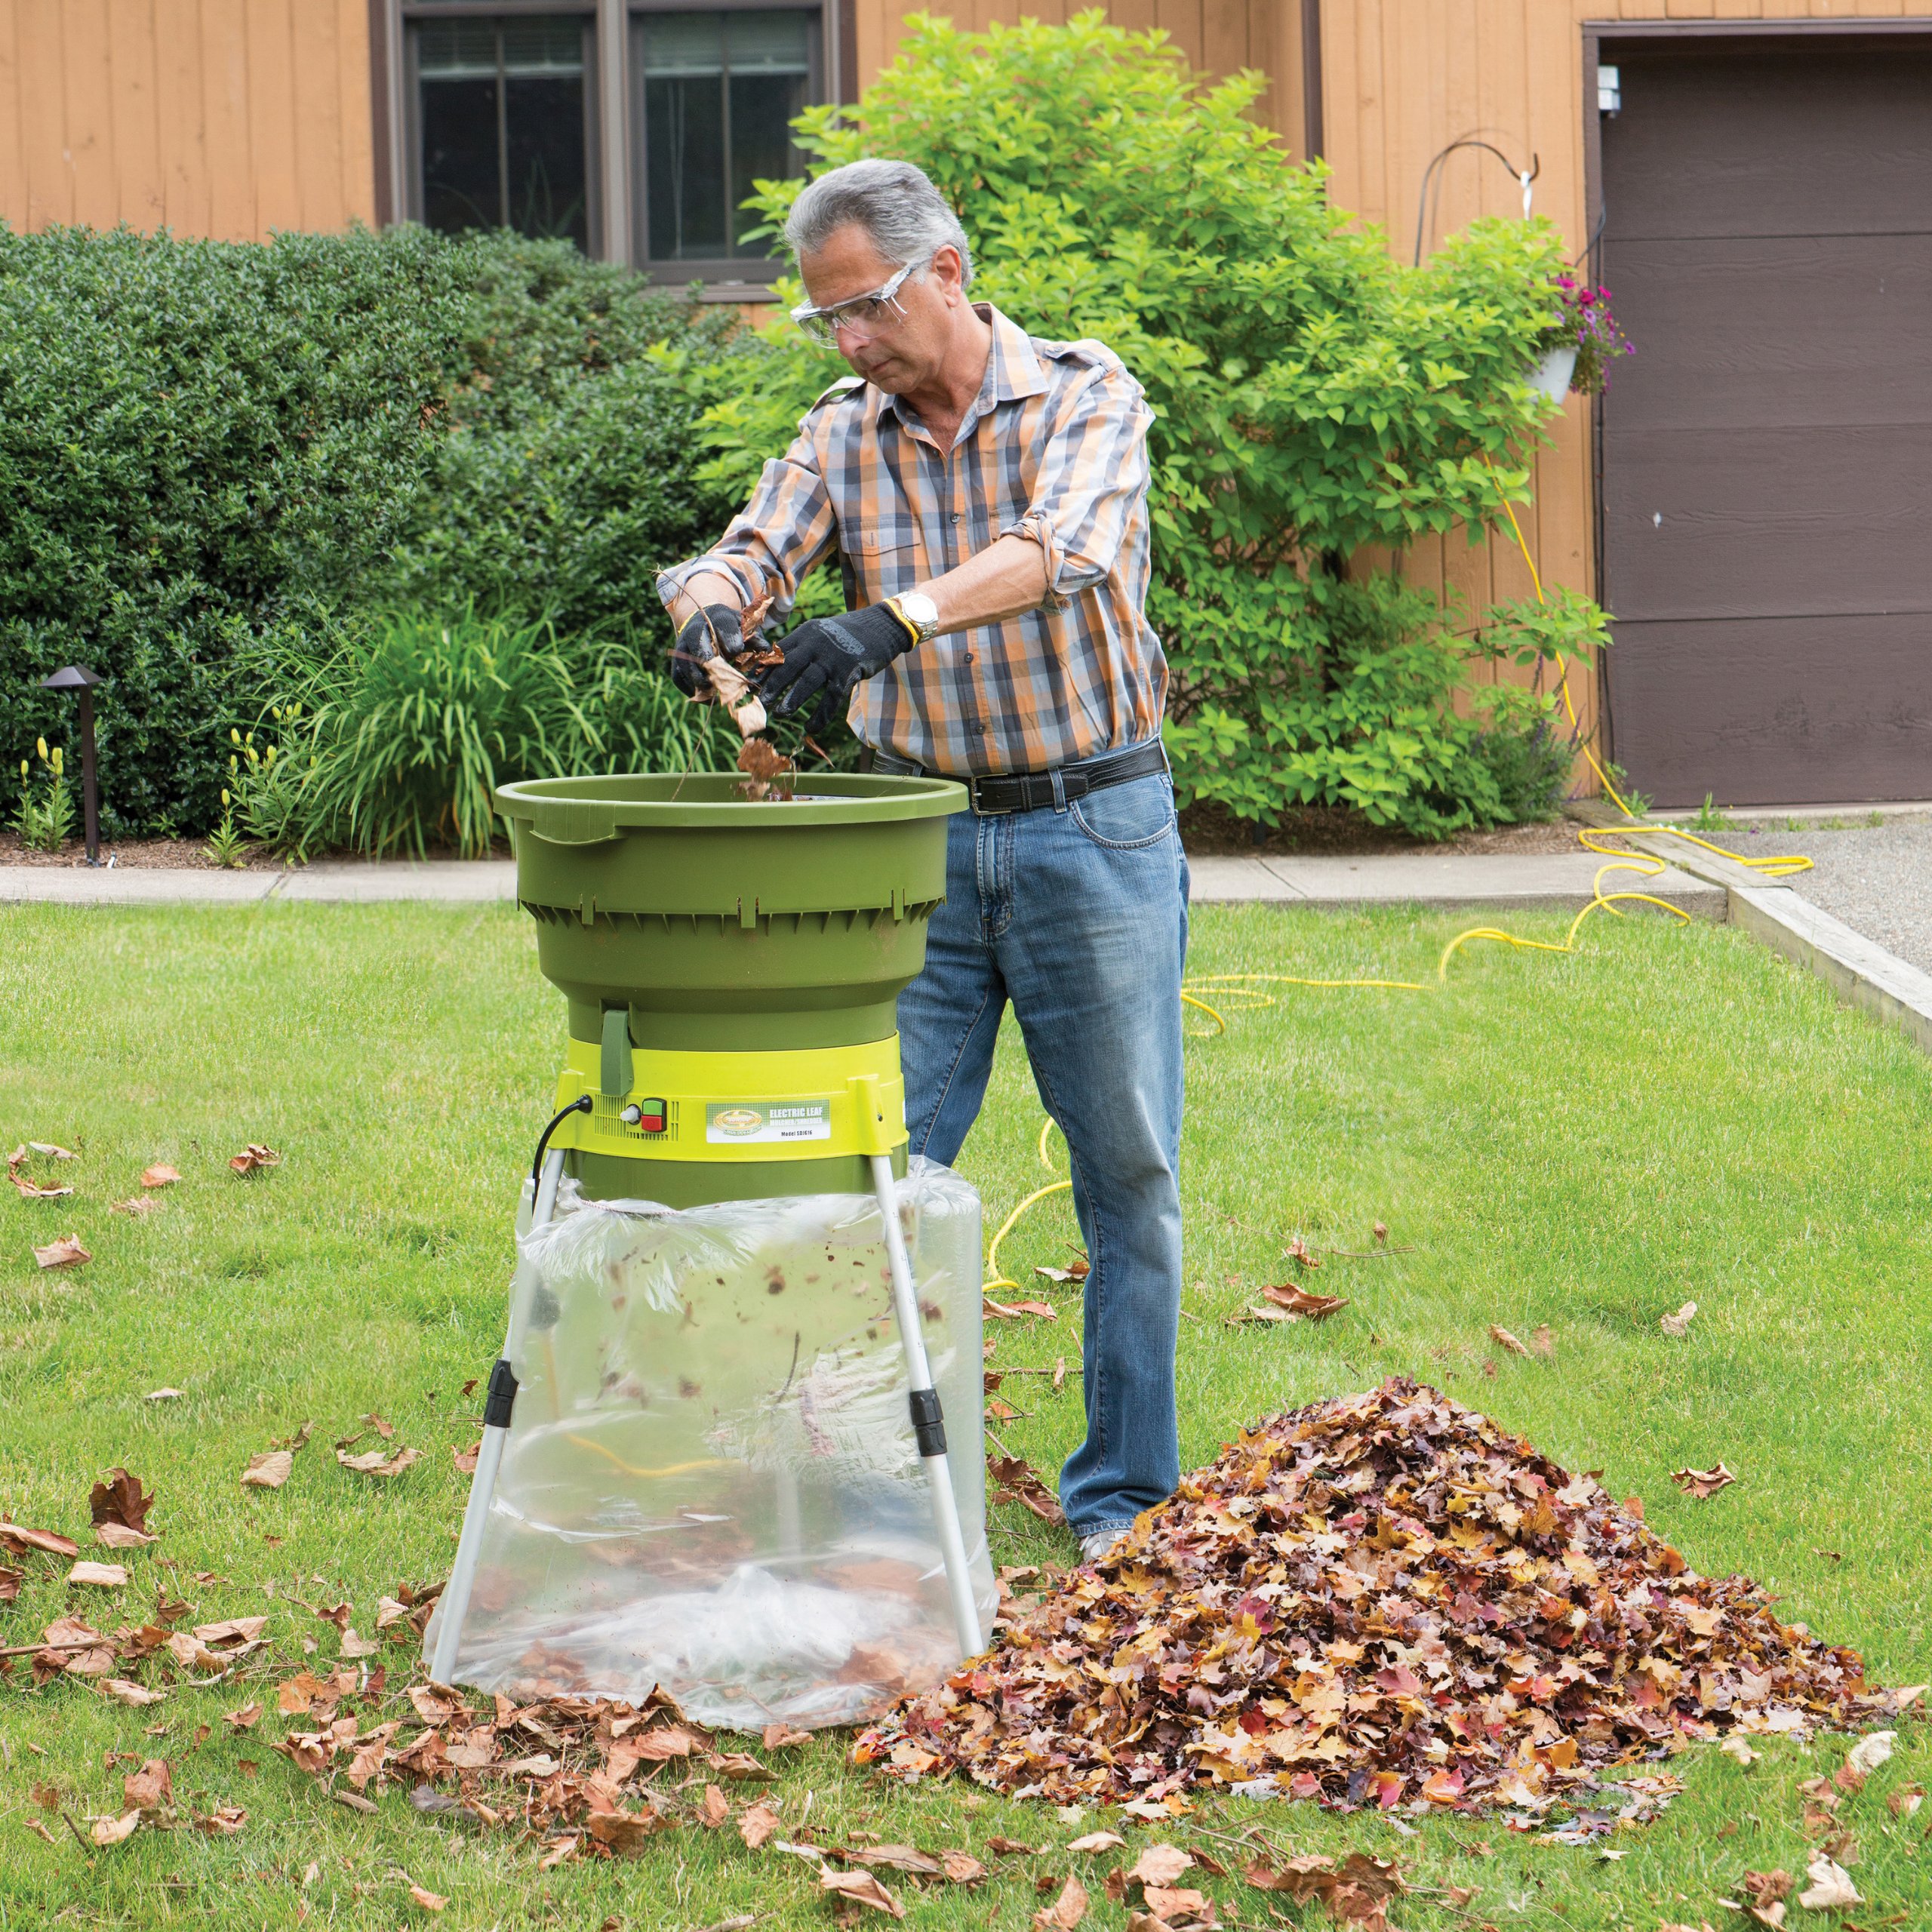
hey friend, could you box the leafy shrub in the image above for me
[249,606,740,860]
[716,12,1611,835]
[0,224,749,837]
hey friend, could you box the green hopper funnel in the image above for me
[494,773,966,1205]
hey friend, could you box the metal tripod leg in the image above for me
[429,1148,565,1686]
[870,1153,983,1658]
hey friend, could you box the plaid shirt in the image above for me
[657,304,1166,777]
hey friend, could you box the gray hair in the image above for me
[783,158,974,286]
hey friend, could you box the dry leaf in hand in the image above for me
[1660,1301,1697,1338]
[336,1446,420,1478]
[33,1234,90,1269]
[229,1144,280,1175]
[91,1467,155,1537]
[820,1869,906,1919]
[1034,1876,1088,1930]
[1672,1461,1737,1500]
[141,1165,181,1189]
[1260,1282,1346,1320]
[1488,1324,1531,1358]
[68,1560,130,1588]
[240,1450,293,1491]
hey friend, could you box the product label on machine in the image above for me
[705,1100,832,1145]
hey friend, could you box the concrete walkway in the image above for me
[0,850,1722,912]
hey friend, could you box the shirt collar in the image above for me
[874,303,1049,430]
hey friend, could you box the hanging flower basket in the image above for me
[1531,274,1633,397]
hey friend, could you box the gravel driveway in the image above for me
[1700,815,1932,974]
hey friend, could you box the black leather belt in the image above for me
[874,739,1170,815]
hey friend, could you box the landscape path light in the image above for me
[39,666,102,866]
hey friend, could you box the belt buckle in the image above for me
[970,775,1017,816]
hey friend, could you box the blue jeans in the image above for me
[897,764,1189,1537]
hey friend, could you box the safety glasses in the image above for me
[789,256,931,346]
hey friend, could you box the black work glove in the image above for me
[756,603,918,737]
[669,602,749,700]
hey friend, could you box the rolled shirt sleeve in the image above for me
[999,365,1153,603]
[656,425,839,621]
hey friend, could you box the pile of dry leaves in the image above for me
[857,1379,1909,1823]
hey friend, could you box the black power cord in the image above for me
[531,1094,592,1188]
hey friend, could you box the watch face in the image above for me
[900,592,939,635]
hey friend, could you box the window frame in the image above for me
[629,0,823,291]
[400,2,605,256]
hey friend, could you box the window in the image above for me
[413,14,595,251]
[636,9,817,269]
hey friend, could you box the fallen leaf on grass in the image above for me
[33,1234,90,1269]
[985,1297,1057,1321]
[700,1784,730,1828]
[340,1628,378,1659]
[91,1810,142,1846]
[0,1564,21,1602]
[1373,1221,1389,1244]
[1672,1461,1737,1500]
[125,1758,171,1810]
[820,1869,906,1919]
[224,1702,263,1731]
[940,1850,986,1884]
[95,1521,158,1549]
[195,1805,248,1837]
[146,1388,183,1402]
[708,1750,777,1783]
[1140,1886,1210,1924]
[1531,1324,1554,1356]
[739,1801,782,1848]
[628,1723,701,1761]
[1489,1324,1531,1358]
[1069,1831,1126,1854]
[91,1467,155,1537]
[0,1521,79,1558]
[1660,1300,1697,1337]
[195,1617,267,1647]
[988,1453,1066,1526]
[67,1560,128,1589]
[761,1722,811,1749]
[844,1844,943,1876]
[1796,1854,1860,1911]
[1846,1730,1896,1776]
[408,1884,448,1912]
[337,1445,420,1478]
[1128,1846,1194,1887]
[27,1142,75,1161]
[11,1174,73,1198]
[240,1450,293,1490]
[1721,1737,1758,1767]
[1034,1876,1088,1930]
[100,1678,166,1707]
[452,1441,480,1475]
[112,1197,161,1217]
[1261,1282,1346,1320]
[141,1165,181,1189]
[229,1144,280,1175]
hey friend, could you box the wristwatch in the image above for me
[888,591,940,645]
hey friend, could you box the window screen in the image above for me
[417,15,592,251]
[639,10,813,264]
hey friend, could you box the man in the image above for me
[657,158,1186,1563]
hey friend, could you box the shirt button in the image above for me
[950,513,962,524]
[963,653,974,665]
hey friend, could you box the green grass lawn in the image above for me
[0,898,1927,1930]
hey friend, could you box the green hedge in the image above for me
[0,224,749,838]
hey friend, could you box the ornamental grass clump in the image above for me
[857,1378,1904,1821]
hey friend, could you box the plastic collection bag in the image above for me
[425,1158,996,1730]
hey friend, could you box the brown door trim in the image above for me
[1300,1,1323,165]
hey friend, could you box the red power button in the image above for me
[636,1098,666,1134]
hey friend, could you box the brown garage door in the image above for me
[1598,41,1932,808]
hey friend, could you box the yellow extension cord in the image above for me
[979,459,1813,1289]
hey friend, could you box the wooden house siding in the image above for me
[0,0,376,241]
